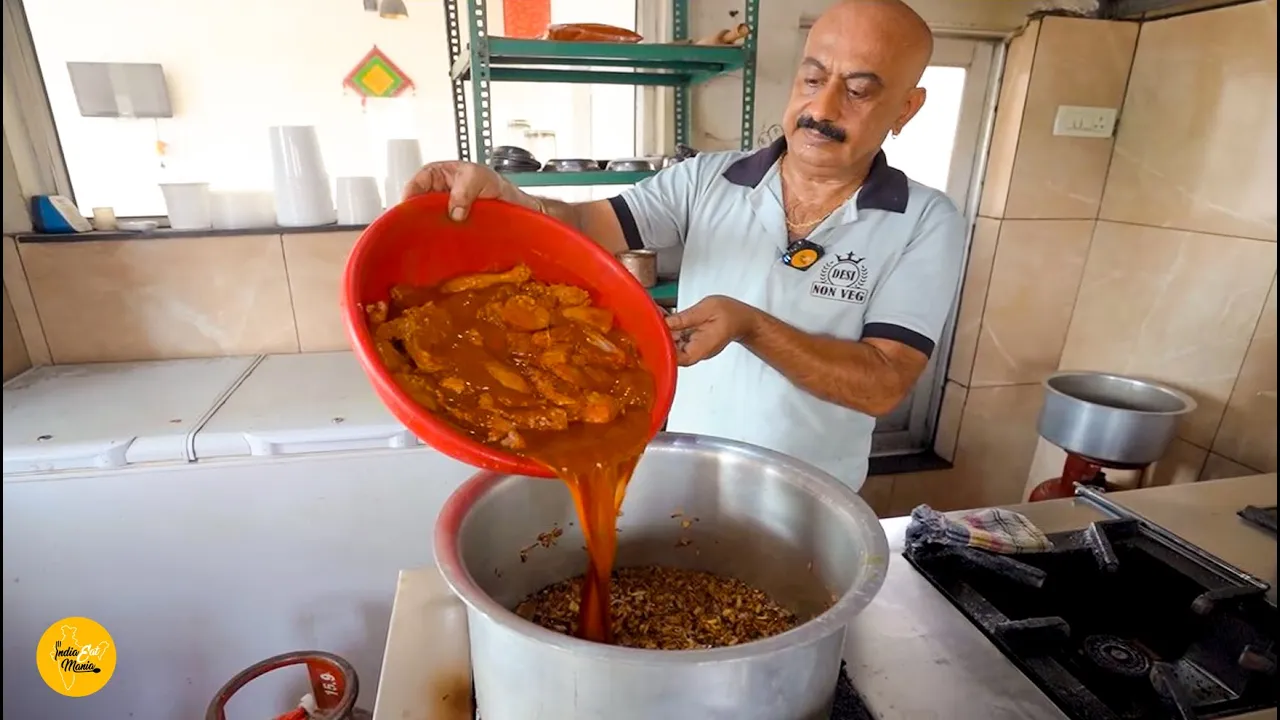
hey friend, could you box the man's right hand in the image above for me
[402,160,630,255]
[401,161,535,222]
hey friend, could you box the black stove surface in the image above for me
[1239,506,1278,535]
[905,518,1277,720]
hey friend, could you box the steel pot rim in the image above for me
[1043,371,1198,416]
[433,432,890,664]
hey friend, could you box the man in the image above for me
[403,0,964,491]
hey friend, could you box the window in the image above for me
[881,66,969,194]
[18,0,638,218]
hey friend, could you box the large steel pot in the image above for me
[1039,371,1197,466]
[434,433,889,720]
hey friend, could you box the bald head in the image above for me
[814,0,934,85]
[782,0,934,177]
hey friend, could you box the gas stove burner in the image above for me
[1082,634,1152,678]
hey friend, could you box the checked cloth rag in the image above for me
[905,504,1054,554]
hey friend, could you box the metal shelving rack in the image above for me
[443,0,760,187]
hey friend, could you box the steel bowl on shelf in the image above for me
[435,432,890,720]
[606,158,657,172]
[541,158,599,172]
[1038,371,1197,466]
[491,145,536,162]
[488,157,542,173]
[488,146,542,173]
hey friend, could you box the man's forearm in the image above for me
[504,189,580,229]
[739,308,917,417]
[508,190,628,254]
[535,197,587,231]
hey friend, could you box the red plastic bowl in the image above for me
[342,192,677,478]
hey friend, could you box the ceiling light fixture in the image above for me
[378,0,408,19]
[363,0,377,11]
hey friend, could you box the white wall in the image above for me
[687,0,1096,150]
[23,0,637,216]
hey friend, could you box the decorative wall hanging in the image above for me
[343,46,415,105]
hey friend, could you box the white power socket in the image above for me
[1052,105,1118,138]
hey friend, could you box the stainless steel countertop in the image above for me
[844,473,1278,720]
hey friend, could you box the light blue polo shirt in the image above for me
[607,139,965,490]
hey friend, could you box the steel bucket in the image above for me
[434,433,889,720]
[1039,371,1197,466]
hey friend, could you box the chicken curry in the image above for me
[365,263,656,643]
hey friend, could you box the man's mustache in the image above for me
[795,115,847,143]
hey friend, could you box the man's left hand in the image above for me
[665,295,758,367]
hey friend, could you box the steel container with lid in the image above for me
[435,433,890,720]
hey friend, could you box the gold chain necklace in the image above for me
[780,154,858,232]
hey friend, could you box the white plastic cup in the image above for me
[335,176,383,225]
[210,191,276,230]
[160,183,213,230]
[385,139,423,206]
[268,125,336,227]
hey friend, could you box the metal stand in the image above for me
[443,0,761,180]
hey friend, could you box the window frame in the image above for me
[3,0,75,224]
[874,37,1004,458]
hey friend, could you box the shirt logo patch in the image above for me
[810,252,870,304]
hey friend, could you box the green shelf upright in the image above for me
[443,0,760,185]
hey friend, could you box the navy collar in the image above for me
[721,137,910,214]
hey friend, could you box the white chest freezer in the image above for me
[2,351,478,720]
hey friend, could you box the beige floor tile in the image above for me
[1099,0,1277,240]
[2,236,51,365]
[978,22,1039,219]
[1144,439,1209,487]
[1200,453,1261,482]
[1059,223,1277,448]
[283,231,361,352]
[859,475,895,518]
[946,217,1000,385]
[1005,18,1138,219]
[970,220,1093,386]
[1212,277,1277,473]
[932,381,968,462]
[20,236,298,363]
[3,285,30,380]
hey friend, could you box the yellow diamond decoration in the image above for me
[344,46,414,99]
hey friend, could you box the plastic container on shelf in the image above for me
[268,125,336,227]
[335,177,382,225]
[160,182,213,230]
[384,139,423,208]
[210,190,276,230]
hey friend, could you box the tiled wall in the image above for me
[867,5,1278,514]
[2,280,30,380]
[864,16,1141,514]
[1,231,360,365]
[1028,0,1278,487]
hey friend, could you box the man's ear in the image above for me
[894,87,928,135]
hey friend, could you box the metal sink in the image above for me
[1038,371,1197,466]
